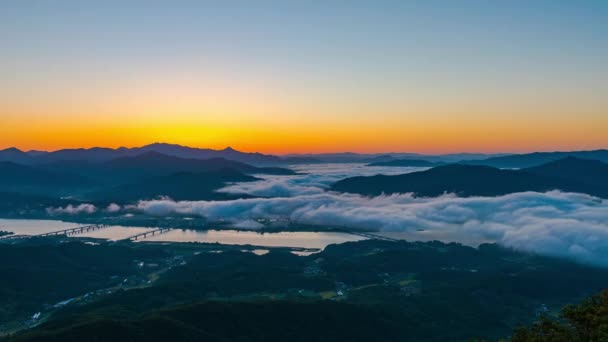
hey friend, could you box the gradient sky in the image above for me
[1,0,607,154]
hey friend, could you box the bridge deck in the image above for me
[123,227,173,241]
[34,224,110,237]
[0,224,110,241]
[331,229,400,242]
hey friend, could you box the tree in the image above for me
[507,290,608,341]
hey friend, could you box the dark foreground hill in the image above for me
[11,301,399,342]
[331,158,608,198]
[506,290,608,342]
[6,239,608,342]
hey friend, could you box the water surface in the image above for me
[0,219,364,250]
[143,229,365,249]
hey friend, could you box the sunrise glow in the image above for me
[1,1,607,154]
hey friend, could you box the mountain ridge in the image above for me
[84,168,259,202]
[461,149,608,168]
[0,143,287,166]
[331,157,608,198]
[367,159,445,167]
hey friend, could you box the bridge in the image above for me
[0,224,110,242]
[345,231,400,242]
[123,227,173,241]
[33,224,110,238]
[332,228,400,242]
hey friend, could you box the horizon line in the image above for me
[1,142,607,157]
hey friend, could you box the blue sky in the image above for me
[1,1,607,153]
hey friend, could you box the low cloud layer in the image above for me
[41,163,608,267]
[220,163,426,197]
[106,203,122,213]
[135,191,608,267]
[47,204,97,215]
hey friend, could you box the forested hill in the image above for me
[332,157,608,198]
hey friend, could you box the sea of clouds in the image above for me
[134,191,608,266]
[219,163,429,197]
[48,164,608,266]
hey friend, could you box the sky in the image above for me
[1,0,607,154]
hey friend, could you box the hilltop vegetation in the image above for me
[10,301,400,342]
[0,240,169,327]
[506,290,608,341]
[4,239,608,341]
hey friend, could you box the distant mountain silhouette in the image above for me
[33,147,131,164]
[331,158,608,198]
[6,143,577,166]
[363,155,396,164]
[332,164,557,197]
[280,156,323,164]
[281,152,407,164]
[85,168,258,202]
[104,151,215,168]
[0,148,34,164]
[0,143,288,166]
[368,159,444,167]
[0,159,269,206]
[39,152,294,185]
[0,152,294,203]
[135,143,283,165]
[282,152,507,164]
[0,161,97,196]
[103,152,293,175]
[461,150,608,168]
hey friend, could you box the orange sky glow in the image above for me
[2,2,607,155]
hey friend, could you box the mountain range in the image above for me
[460,149,608,168]
[367,159,445,167]
[1,143,608,211]
[2,143,607,168]
[0,162,96,196]
[78,151,294,183]
[332,157,608,198]
[283,152,505,164]
[85,169,259,202]
[0,143,288,166]
[0,152,295,202]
